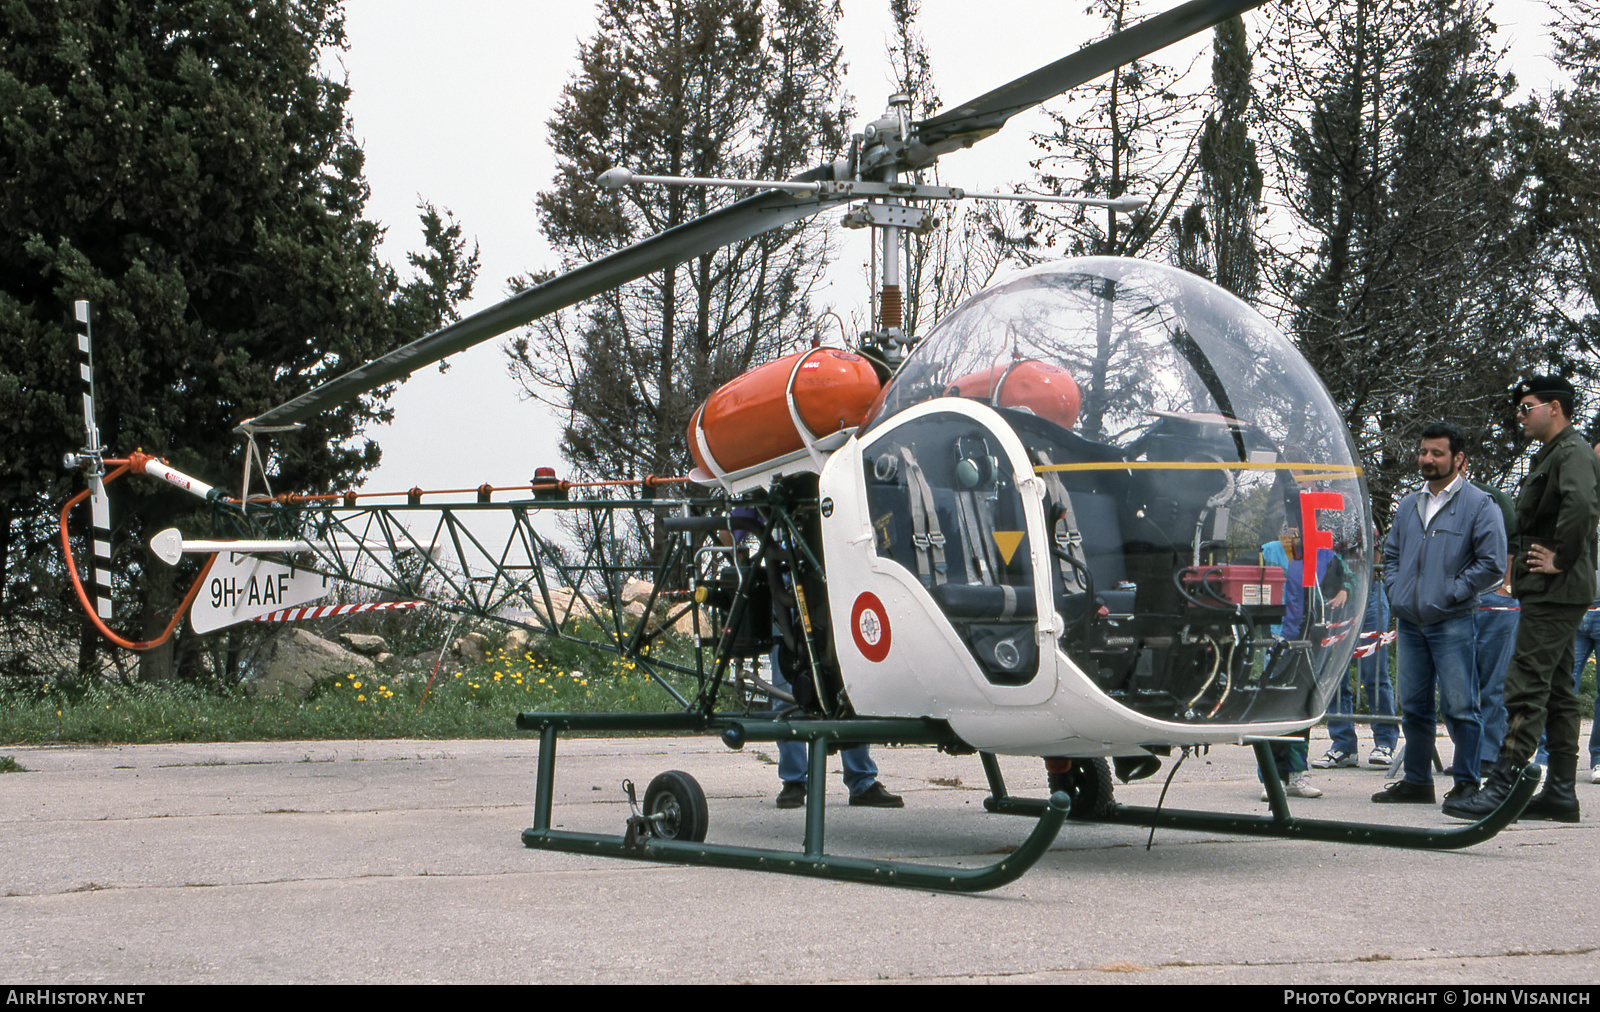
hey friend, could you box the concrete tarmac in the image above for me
[3,729,1599,985]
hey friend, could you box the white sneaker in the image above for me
[1591,765,1600,784]
[1312,748,1358,769]
[1286,771,1323,798]
[1368,746,1394,768]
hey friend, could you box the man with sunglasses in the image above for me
[1446,376,1600,822]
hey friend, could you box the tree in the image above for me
[1264,0,1544,517]
[986,0,1211,441]
[0,0,478,682]
[1172,15,1263,301]
[1003,0,1208,267]
[505,0,848,557]
[1532,0,1600,433]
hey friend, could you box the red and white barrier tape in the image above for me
[1350,629,1397,658]
[248,600,430,623]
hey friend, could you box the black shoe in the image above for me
[1443,781,1479,804]
[848,782,904,808]
[775,782,806,809]
[1372,780,1436,804]
[1443,757,1522,820]
[1521,754,1581,823]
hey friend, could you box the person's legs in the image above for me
[1535,610,1592,763]
[1365,586,1397,752]
[777,740,806,785]
[1522,607,1589,821]
[1430,611,1483,791]
[1363,645,1398,751]
[1561,610,1600,768]
[1590,681,1600,774]
[1396,619,1439,786]
[1324,666,1359,759]
[1585,611,1600,772]
[839,744,878,794]
[1446,602,1588,820]
[1502,603,1587,764]
[1475,591,1518,767]
[1546,628,1585,764]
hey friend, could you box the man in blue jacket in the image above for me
[1375,422,1507,806]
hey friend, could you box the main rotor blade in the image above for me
[246,174,846,428]
[913,0,1269,158]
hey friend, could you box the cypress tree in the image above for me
[0,0,478,681]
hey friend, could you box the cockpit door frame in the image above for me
[836,397,1060,708]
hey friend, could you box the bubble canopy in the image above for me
[871,258,1354,461]
[858,258,1370,726]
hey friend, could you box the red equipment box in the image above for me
[1182,564,1287,608]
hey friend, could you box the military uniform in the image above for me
[1501,424,1600,764]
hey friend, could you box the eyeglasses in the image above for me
[1517,400,1547,416]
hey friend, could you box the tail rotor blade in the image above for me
[73,300,113,621]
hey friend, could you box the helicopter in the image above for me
[60,0,1539,891]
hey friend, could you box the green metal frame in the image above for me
[214,491,749,705]
[979,743,1539,849]
[517,711,1068,892]
[517,713,1536,892]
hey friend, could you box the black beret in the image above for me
[1512,374,1576,402]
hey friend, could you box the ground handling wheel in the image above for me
[1047,758,1115,820]
[642,770,710,842]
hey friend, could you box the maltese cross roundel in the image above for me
[851,592,892,663]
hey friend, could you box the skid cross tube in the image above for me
[516,712,1069,891]
[979,743,1537,849]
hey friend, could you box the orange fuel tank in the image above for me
[688,348,883,477]
[944,359,1081,429]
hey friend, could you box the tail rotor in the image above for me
[66,299,113,622]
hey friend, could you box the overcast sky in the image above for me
[331,0,1564,497]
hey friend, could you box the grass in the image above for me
[9,635,1595,749]
[0,630,707,746]
[0,755,24,772]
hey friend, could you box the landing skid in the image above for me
[980,744,1539,850]
[518,712,1068,891]
[517,713,1536,893]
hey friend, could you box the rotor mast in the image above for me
[847,91,934,376]
[874,93,911,347]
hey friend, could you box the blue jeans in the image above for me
[770,652,878,793]
[1330,585,1396,754]
[1396,612,1482,789]
[1475,591,1519,766]
[777,740,878,793]
[1576,609,1600,767]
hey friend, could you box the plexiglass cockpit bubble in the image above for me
[861,257,1371,726]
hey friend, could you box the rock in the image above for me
[670,609,702,638]
[620,577,654,604]
[338,632,389,656]
[503,629,530,656]
[452,632,490,664]
[621,599,653,627]
[528,587,610,627]
[255,629,374,699]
